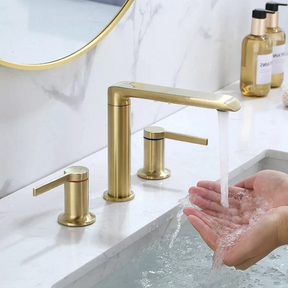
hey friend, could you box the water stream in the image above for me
[169,111,230,248]
[218,111,229,208]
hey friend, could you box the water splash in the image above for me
[169,195,192,249]
[213,196,271,270]
[169,209,184,249]
[94,219,288,288]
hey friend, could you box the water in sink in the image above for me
[92,150,288,288]
[93,220,288,288]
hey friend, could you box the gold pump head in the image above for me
[266,2,288,28]
[251,9,275,36]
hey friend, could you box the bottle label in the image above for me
[256,54,273,85]
[272,44,286,75]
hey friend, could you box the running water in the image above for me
[218,111,229,208]
[169,111,230,247]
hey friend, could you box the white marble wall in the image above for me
[1,0,287,197]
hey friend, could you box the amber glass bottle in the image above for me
[265,2,287,88]
[240,9,274,97]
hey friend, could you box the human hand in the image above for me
[183,175,288,270]
[235,170,288,208]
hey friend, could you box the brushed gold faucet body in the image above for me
[137,126,208,180]
[103,82,241,202]
[34,166,96,227]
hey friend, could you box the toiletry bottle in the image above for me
[265,2,287,88]
[240,9,274,97]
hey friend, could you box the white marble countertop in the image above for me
[1,80,288,288]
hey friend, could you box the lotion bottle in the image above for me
[265,2,287,88]
[240,9,274,97]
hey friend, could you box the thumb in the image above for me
[234,174,256,190]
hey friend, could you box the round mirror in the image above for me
[0,0,133,70]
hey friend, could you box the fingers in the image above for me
[189,193,239,216]
[202,209,249,225]
[196,181,221,193]
[189,186,221,202]
[187,215,218,250]
[184,208,220,231]
[197,181,248,199]
[190,181,251,209]
[189,186,241,208]
[184,207,240,235]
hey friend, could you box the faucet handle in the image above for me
[137,126,208,180]
[33,166,96,227]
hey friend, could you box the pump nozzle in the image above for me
[252,9,275,19]
[266,2,287,28]
[266,2,288,12]
[251,9,275,35]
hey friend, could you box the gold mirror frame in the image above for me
[0,0,134,71]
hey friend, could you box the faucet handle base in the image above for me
[58,212,96,227]
[137,168,171,180]
[103,190,135,202]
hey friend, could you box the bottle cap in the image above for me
[266,2,288,12]
[252,8,275,19]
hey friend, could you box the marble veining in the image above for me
[131,1,164,80]
[38,48,97,110]
[0,179,12,199]
[199,26,212,39]
[212,0,220,8]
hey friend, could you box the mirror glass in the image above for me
[0,0,128,68]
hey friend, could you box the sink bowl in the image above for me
[228,149,288,185]
[69,150,288,288]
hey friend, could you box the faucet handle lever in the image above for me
[137,126,208,180]
[144,126,208,145]
[33,173,70,196]
[33,166,95,227]
[166,131,207,145]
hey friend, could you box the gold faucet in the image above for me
[103,82,241,202]
[34,166,96,227]
[137,126,209,180]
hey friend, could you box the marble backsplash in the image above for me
[1,0,287,197]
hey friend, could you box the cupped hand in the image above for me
[183,172,288,270]
[235,169,288,208]
[184,205,288,270]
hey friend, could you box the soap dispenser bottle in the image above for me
[265,2,287,88]
[240,9,274,97]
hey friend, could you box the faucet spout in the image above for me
[108,81,240,112]
[104,81,241,202]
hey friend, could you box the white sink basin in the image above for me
[228,149,288,185]
[69,150,288,288]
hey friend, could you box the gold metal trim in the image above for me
[0,0,134,71]
[266,11,279,28]
[251,18,266,36]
